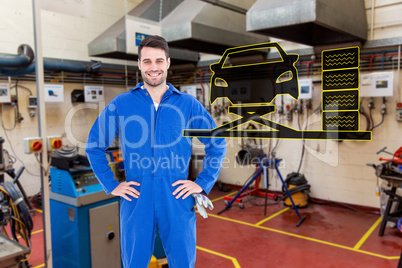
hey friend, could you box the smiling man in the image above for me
[85,35,227,268]
[139,46,168,88]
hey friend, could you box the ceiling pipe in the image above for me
[370,0,375,40]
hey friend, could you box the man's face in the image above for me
[138,47,170,88]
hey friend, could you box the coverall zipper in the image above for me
[152,92,170,235]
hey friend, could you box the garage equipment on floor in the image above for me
[49,151,121,267]
[368,146,402,236]
[219,155,307,227]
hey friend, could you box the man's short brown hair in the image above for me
[138,35,169,60]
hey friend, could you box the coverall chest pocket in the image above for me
[170,125,191,165]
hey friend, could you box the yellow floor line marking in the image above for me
[197,246,241,268]
[255,207,290,226]
[32,229,43,235]
[35,209,43,213]
[17,229,43,239]
[208,213,257,227]
[207,213,399,260]
[211,191,238,203]
[33,264,45,268]
[353,217,382,250]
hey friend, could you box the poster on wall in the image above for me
[360,71,394,97]
[44,84,64,102]
[0,84,11,103]
[84,86,104,102]
[181,85,197,98]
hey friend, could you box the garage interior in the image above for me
[1,0,402,267]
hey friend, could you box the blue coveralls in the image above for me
[85,83,227,268]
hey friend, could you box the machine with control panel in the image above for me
[49,150,121,268]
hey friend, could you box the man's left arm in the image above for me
[172,101,227,199]
[193,131,227,195]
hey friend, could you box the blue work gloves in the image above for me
[192,193,214,218]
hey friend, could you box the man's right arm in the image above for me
[86,101,142,201]
[85,101,120,195]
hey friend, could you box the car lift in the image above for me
[218,155,307,227]
[184,104,371,141]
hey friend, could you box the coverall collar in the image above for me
[132,82,183,96]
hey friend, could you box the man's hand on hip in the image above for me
[111,181,140,201]
[172,180,202,199]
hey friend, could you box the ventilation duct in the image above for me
[247,0,368,46]
[0,44,34,68]
[88,0,199,64]
[0,44,101,76]
[161,0,269,55]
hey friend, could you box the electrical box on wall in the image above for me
[298,79,313,99]
[0,83,11,103]
[396,102,402,122]
[28,96,37,117]
[47,135,63,151]
[286,79,312,100]
[24,137,43,154]
[28,96,37,108]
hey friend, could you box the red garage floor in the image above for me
[26,186,402,267]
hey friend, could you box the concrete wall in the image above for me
[0,0,402,208]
